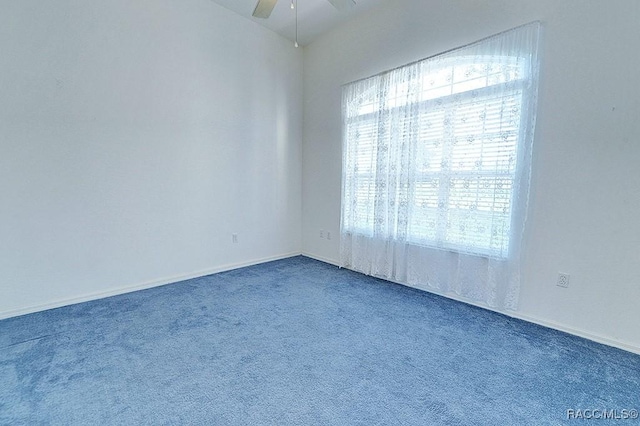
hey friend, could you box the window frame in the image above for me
[342,56,532,259]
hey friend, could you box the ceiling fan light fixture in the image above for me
[253,0,357,47]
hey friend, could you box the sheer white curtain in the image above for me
[340,22,541,310]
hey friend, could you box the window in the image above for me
[341,24,540,261]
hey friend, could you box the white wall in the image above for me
[0,0,302,317]
[3,0,639,354]
[302,0,640,351]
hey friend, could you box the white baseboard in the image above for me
[510,312,640,356]
[396,283,640,355]
[418,287,640,356]
[300,253,640,356]
[4,251,639,356]
[301,252,341,267]
[0,251,301,321]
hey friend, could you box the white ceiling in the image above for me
[209,0,386,46]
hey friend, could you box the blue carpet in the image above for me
[1,256,639,425]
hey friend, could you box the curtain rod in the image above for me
[342,20,541,87]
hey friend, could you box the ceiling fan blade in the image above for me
[327,0,356,12]
[252,0,278,19]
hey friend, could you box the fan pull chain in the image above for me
[294,0,299,47]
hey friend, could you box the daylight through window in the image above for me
[341,26,540,260]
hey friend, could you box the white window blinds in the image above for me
[340,22,541,310]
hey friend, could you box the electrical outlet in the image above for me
[327,231,331,240]
[232,233,238,244]
[320,229,324,239]
[557,272,570,288]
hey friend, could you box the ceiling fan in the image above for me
[252,0,356,19]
